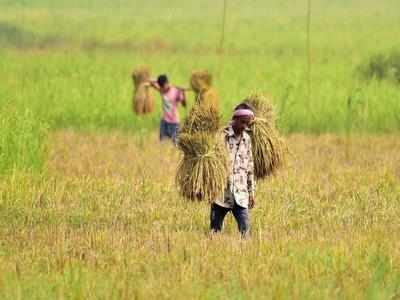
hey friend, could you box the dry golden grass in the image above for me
[1,131,400,299]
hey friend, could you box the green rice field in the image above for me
[1,1,400,299]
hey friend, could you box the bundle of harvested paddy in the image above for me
[180,103,220,134]
[244,93,275,126]
[190,70,219,111]
[176,132,228,202]
[249,119,286,178]
[190,70,212,93]
[132,67,150,88]
[176,72,223,201]
[242,93,287,178]
[132,67,154,114]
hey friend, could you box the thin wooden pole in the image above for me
[345,95,353,160]
[217,0,228,76]
[218,0,227,54]
[306,0,312,106]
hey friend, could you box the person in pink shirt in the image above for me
[149,74,187,143]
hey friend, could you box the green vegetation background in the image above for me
[0,0,400,171]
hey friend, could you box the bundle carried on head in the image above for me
[132,67,154,115]
[243,93,287,179]
[176,132,228,202]
[190,70,219,112]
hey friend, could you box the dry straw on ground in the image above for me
[176,132,228,202]
[190,70,219,111]
[244,93,287,179]
[132,67,154,115]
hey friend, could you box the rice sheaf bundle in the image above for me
[131,67,154,115]
[190,70,212,93]
[176,132,228,202]
[190,71,219,111]
[180,103,220,134]
[244,93,275,126]
[244,93,287,179]
[176,70,226,202]
[250,119,286,178]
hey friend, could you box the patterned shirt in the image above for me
[215,126,255,209]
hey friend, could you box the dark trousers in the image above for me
[160,119,179,144]
[210,202,250,236]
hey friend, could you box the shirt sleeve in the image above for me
[247,139,255,197]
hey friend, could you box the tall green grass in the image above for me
[0,0,399,133]
[0,107,48,174]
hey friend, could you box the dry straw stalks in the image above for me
[244,93,287,179]
[132,67,154,115]
[180,104,220,134]
[190,71,219,112]
[176,98,227,202]
[176,91,287,201]
[176,132,228,202]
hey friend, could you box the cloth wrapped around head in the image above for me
[233,109,255,119]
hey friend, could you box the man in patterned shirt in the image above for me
[210,107,255,237]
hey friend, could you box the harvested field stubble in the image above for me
[1,131,400,299]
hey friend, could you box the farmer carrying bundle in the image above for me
[210,108,256,237]
[147,74,187,144]
[132,67,154,115]
[177,104,257,237]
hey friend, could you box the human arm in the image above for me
[178,88,187,108]
[176,86,192,92]
[147,79,160,91]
